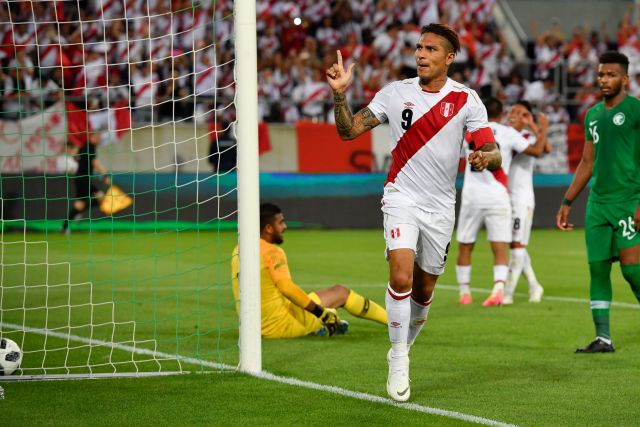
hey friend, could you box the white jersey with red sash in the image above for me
[368,77,494,213]
[461,122,529,209]
[508,129,537,205]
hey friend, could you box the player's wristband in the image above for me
[561,198,573,206]
[310,305,324,318]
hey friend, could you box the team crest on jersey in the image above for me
[613,112,625,126]
[440,102,455,118]
[390,227,401,239]
[404,102,415,109]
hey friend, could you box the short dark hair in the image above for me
[420,23,460,54]
[260,203,282,230]
[599,50,629,74]
[514,99,533,114]
[484,97,503,119]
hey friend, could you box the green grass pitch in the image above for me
[2,228,640,426]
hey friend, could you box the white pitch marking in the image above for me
[307,283,640,309]
[0,321,518,426]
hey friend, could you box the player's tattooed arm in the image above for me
[333,92,380,140]
[481,143,502,170]
[468,142,501,171]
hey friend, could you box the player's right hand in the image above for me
[319,307,341,337]
[556,205,573,231]
[326,50,355,93]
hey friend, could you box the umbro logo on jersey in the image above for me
[440,102,455,118]
[390,321,402,328]
[404,102,415,109]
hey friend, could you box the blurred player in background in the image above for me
[231,203,387,339]
[502,100,551,304]
[456,97,546,306]
[327,23,501,401]
[61,102,110,234]
[557,51,640,353]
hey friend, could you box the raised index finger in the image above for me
[336,50,343,69]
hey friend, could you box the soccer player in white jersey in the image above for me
[326,23,501,402]
[456,97,547,306]
[503,100,551,304]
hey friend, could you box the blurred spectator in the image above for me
[502,71,525,106]
[130,61,158,122]
[303,0,332,28]
[259,23,282,58]
[589,27,609,57]
[470,30,503,98]
[523,75,558,109]
[617,4,640,76]
[544,98,570,125]
[292,66,331,121]
[414,0,439,28]
[629,72,640,98]
[574,83,599,123]
[315,17,341,51]
[531,21,563,80]
[8,47,35,91]
[372,22,403,71]
[371,0,393,37]
[258,68,282,122]
[567,43,598,88]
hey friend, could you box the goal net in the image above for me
[0,0,253,378]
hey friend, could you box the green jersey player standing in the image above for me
[556,51,640,353]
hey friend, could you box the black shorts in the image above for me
[73,143,98,200]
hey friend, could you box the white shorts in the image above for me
[381,196,454,276]
[511,200,534,245]
[456,202,512,244]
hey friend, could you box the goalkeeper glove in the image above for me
[311,305,341,337]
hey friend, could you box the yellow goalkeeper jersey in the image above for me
[231,239,299,337]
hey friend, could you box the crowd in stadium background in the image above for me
[1,0,640,126]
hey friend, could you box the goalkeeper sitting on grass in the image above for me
[231,203,387,338]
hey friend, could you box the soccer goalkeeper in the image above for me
[231,203,387,339]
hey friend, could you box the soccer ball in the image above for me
[0,338,22,376]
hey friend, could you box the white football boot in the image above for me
[529,284,544,303]
[386,349,410,402]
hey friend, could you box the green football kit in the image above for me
[584,95,640,263]
[580,95,640,345]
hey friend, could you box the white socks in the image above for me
[386,284,411,358]
[523,250,540,289]
[506,248,526,292]
[407,295,433,346]
[456,265,471,295]
[493,264,508,292]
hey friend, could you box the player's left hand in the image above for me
[468,150,488,171]
[326,50,355,93]
[556,205,573,231]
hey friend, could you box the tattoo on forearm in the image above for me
[481,143,502,171]
[359,108,378,129]
[334,95,353,138]
[333,89,379,139]
[333,92,353,138]
[487,154,501,170]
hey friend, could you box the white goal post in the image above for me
[234,0,262,374]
